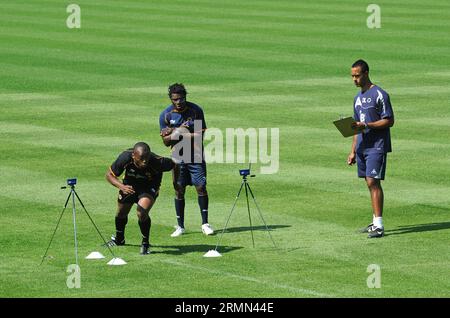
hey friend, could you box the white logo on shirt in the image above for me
[376,90,386,114]
[355,97,362,108]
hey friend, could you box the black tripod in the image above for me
[40,179,115,265]
[210,168,277,255]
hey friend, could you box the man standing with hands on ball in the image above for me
[159,83,214,237]
[348,60,395,238]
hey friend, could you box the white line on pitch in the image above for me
[161,258,332,297]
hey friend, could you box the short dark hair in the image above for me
[168,83,187,97]
[133,142,151,159]
[352,59,369,73]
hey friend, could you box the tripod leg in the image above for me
[71,188,79,266]
[215,180,245,250]
[246,183,277,248]
[40,191,72,265]
[73,190,115,257]
[244,181,255,248]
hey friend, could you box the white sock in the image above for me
[373,217,383,229]
[372,214,375,224]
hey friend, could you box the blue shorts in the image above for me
[357,152,387,180]
[174,162,207,187]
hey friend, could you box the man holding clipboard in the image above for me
[333,116,362,138]
[345,60,395,238]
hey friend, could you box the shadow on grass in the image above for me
[109,243,242,255]
[104,225,288,255]
[386,222,450,236]
[150,244,243,255]
[216,224,290,234]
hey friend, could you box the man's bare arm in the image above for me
[347,134,357,165]
[105,169,135,194]
[353,118,394,130]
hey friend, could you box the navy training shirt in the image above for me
[353,85,394,154]
[159,101,207,132]
[159,101,207,163]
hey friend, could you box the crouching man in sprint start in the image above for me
[105,142,174,254]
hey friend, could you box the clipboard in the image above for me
[333,116,361,137]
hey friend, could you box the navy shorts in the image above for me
[357,152,387,180]
[174,162,207,187]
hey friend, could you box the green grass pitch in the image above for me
[0,0,449,298]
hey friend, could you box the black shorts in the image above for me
[117,183,160,204]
